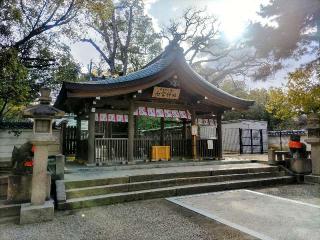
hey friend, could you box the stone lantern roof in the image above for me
[24,88,65,119]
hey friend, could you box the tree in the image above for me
[0,0,85,119]
[246,0,320,77]
[219,79,285,129]
[267,62,320,119]
[82,0,161,76]
[0,48,29,120]
[161,8,270,85]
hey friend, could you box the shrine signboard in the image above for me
[152,87,180,100]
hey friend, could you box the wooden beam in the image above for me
[160,117,165,146]
[127,101,135,162]
[216,113,223,160]
[75,118,81,160]
[88,112,95,165]
[95,109,129,114]
[191,108,197,160]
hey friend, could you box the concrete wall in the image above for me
[0,129,61,163]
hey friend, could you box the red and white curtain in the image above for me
[95,106,215,126]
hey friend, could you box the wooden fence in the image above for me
[62,126,77,155]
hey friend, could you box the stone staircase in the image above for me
[57,165,295,210]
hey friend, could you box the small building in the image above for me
[54,43,253,165]
[222,120,268,154]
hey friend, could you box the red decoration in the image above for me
[24,160,33,167]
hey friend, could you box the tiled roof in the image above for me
[81,45,180,86]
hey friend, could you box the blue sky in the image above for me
[70,0,309,89]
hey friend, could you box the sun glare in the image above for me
[207,0,267,41]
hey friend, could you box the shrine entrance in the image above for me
[55,43,253,165]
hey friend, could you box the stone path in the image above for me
[64,162,270,181]
[168,189,320,240]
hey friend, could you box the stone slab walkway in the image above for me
[64,162,271,182]
[168,189,320,240]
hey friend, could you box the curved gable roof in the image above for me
[55,43,254,110]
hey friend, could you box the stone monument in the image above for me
[19,88,64,224]
[305,113,320,183]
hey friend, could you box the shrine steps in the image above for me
[0,200,20,220]
[57,165,295,210]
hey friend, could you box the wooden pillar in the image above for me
[88,112,95,165]
[134,116,138,136]
[75,117,81,159]
[60,121,67,155]
[128,101,135,162]
[160,117,165,146]
[182,119,187,140]
[191,109,197,160]
[216,113,223,160]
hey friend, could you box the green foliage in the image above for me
[0,0,84,119]
[137,116,161,130]
[266,63,320,121]
[246,0,320,78]
[0,49,30,119]
[220,79,285,129]
[82,0,161,75]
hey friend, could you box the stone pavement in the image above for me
[64,162,270,181]
[168,188,320,240]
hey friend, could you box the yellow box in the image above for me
[151,146,170,161]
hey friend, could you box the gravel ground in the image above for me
[0,199,256,240]
[0,184,318,240]
[252,183,320,206]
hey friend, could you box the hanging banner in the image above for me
[164,109,173,118]
[147,107,156,117]
[179,110,187,119]
[171,110,180,118]
[156,108,164,117]
[95,107,193,122]
[101,113,107,122]
[138,106,148,116]
[116,114,124,122]
[108,113,116,122]
[187,110,192,120]
[152,87,180,99]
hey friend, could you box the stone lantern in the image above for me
[305,113,320,183]
[20,87,64,224]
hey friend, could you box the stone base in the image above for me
[85,163,96,167]
[304,174,320,184]
[20,200,54,225]
[7,174,51,203]
[290,158,312,174]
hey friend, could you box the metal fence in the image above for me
[222,128,268,154]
